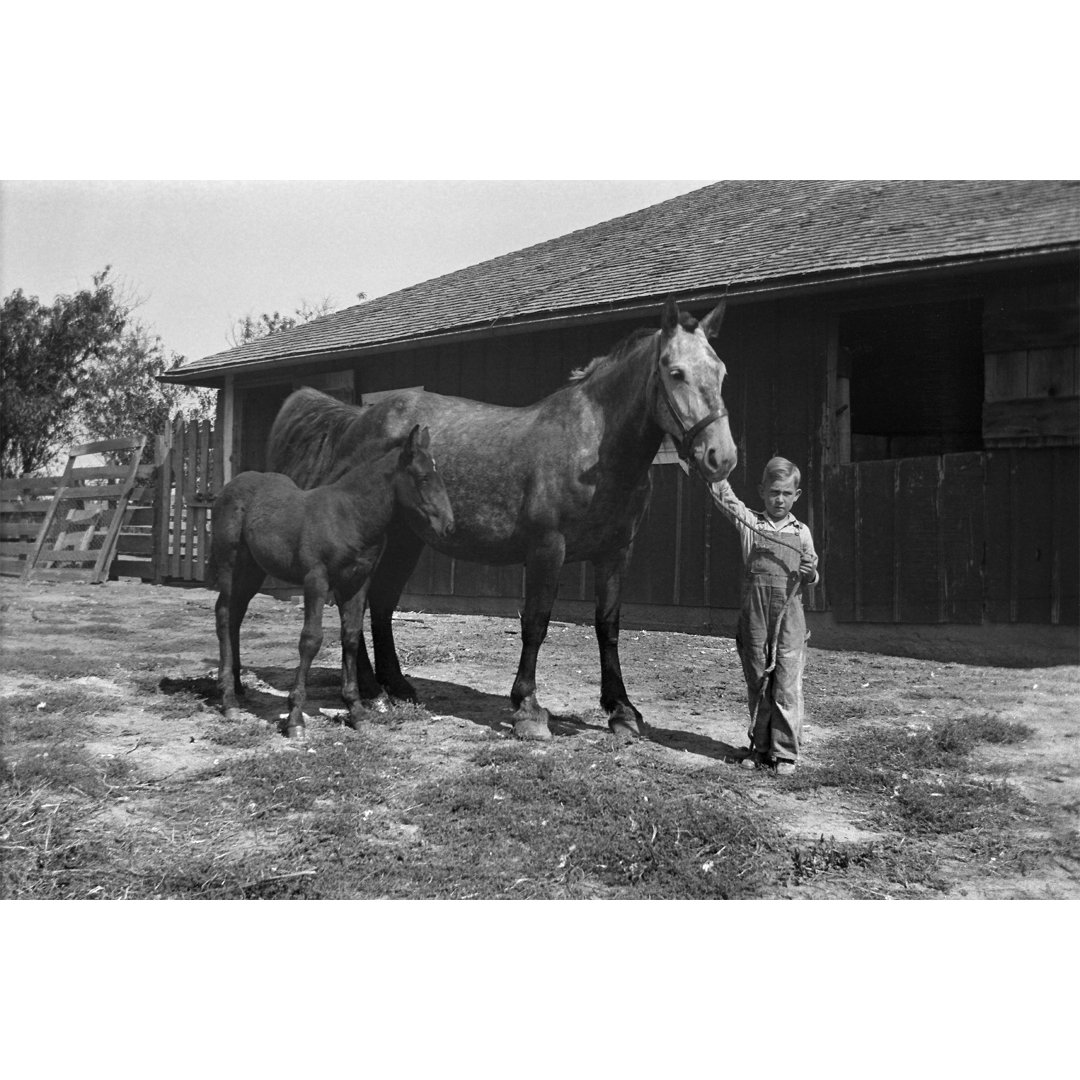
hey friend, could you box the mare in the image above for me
[266,298,737,739]
[209,424,453,739]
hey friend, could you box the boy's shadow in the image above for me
[646,723,744,764]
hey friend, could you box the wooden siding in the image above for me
[825,449,1078,626]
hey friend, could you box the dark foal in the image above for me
[210,424,453,738]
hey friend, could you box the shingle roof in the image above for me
[170,180,1080,382]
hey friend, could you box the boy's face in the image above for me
[758,476,801,521]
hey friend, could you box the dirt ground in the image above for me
[2,576,1078,899]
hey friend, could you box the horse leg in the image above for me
[217,549,264,721]
[368,521,425,701]
[338,584,389,727]
[286,574,327,740]
[510,534,565,741]
[593,548,645,737]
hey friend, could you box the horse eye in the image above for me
[670,369,686,381]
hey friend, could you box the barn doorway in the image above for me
[835,297,985,462]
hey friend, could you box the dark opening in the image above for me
[238,384,293,472]
[838,298,984,461]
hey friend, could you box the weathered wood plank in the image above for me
[983,396,1079,444]
[984,351,1030,402]
[896,457,944,623]
[940,453,986,624]
[855,460,896,622]
[824,464,857,622]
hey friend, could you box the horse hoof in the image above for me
[224,707,244,722]
[380,675,417,703]
[285,724,307,741]
[366,692,391,714]
[513,714,553,741]
[608,706,646,739]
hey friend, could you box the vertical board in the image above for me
[677,469,708,607]
[940,452,986,624]
[895,456,945,623]
[622,467,677,604]
[823,464,857,622]
[1012,450,1055,623]
[983,449,1014,622]
[855,459,896,622]
[1053,448,1080,624]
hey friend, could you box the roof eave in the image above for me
[160,242,1080,387]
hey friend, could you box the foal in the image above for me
[210,425,453,738]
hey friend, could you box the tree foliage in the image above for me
[0,268,214,477]
[227,296,346,347]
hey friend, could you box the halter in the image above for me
[653,334,729,464]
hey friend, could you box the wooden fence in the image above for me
[1,416,221,585]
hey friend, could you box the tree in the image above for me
[227,296,349,347]
[0,268,213,477]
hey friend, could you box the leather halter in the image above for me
[654,334,728,464]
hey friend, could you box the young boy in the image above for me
[711,457,819,775]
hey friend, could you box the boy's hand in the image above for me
[798,559,817,583]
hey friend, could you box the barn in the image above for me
[164,181,1080,663]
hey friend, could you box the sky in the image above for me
[0,179,706,364]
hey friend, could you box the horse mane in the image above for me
[569,326,657,383]
[569,309,700,382]
[266,386,372,488]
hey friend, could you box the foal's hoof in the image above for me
[223,706,245,723]
[513,716,553,741]
[281,716,307,741]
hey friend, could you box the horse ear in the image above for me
[699,298,727,339]
[661,296,680,335]
[419,426,431,451]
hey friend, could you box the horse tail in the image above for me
[266,387,371,489]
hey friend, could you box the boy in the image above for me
[711,457,819,775]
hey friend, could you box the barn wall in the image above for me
[229,258,1078,633]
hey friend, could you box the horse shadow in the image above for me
[160,666,739,759]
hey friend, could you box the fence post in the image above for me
[152,424,174,584]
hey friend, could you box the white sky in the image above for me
[4,5,1073,369]
[0,179,705,362]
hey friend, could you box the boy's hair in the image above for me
[761,456,801,488]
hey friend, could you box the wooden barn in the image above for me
[164,181,1080,663]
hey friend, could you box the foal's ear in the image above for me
[699,298,727,339]
[402,424,422,461]
[661,296,680,335]
[418,426,431,451]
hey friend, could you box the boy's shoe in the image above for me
[739,750,764,770]
[774,760,796,776]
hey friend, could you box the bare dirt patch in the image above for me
[2,577,1077,898]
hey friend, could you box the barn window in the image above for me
[836,298,984,461]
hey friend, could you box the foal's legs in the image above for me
[593,547,644,737]
[285,572,328,739]
[216,545,265,720]
[510,532,566,741]
[338,583,389,726]
[368,521,425,701]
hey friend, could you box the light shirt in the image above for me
[710,479,820,584]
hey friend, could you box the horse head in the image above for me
[652,297,738,483]
[398,425,455,539]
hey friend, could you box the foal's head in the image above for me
[396,425,455,539]
[653,297,738,483]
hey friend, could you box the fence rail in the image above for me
[1,416,221,585]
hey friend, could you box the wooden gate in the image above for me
[155,416,222,583]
